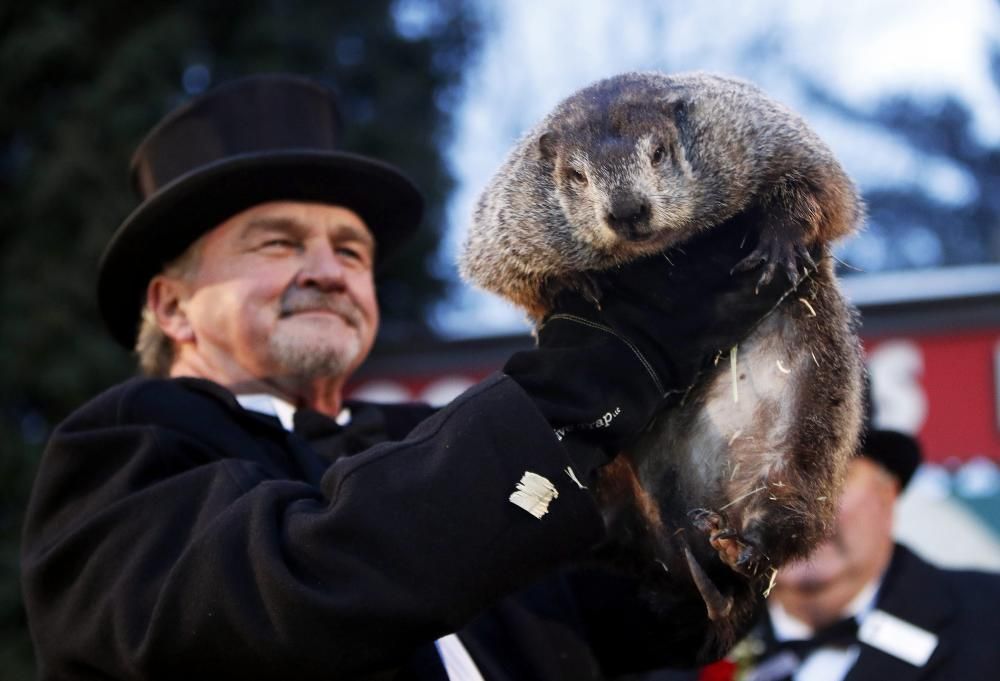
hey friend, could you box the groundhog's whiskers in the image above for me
[730,345,739,403]
[719,484,767,511]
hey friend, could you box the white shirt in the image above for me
[767,578,881,681]
[436,634,486,681]
[236,393,484,681]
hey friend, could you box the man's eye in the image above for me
[260,238,296,250]
[337,245,372,265]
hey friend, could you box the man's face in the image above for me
[776,457,898,593]
[170,201,379,386]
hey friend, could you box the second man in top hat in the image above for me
[651,420,1000,681]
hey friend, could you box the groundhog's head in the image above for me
[536,74,704,264]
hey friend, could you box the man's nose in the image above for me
[297,241,346,290]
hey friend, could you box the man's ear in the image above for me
[147,274,195,343]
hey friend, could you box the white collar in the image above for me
[235,393,298,431]
[235,393,353,431]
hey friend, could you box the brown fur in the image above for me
[462,72,861,319]
[461,71,864,661]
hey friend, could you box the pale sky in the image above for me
[434,0,1000,336]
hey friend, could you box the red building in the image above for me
[351,264,1000,466]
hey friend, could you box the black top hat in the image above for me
[860,428,922,490]
[859,375,923,489]
[97,74,424,348]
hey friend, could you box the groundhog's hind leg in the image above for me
[691,277,862,577]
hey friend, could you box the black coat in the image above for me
[21,374,688,680]
[841,544,1000,681]
[635,543,1000,681]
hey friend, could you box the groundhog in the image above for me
[460,71,864,659]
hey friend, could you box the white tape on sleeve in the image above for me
[509,472,559,519]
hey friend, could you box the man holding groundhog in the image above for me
[21,74,782,680]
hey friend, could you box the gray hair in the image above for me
[134,242,203,377]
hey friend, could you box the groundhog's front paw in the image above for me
[688,509,771,578]
[731,227,816,292]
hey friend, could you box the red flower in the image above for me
[699,659,737,681]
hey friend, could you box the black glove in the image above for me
[504,215,811,480]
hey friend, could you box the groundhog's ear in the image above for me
[538,131,559,162]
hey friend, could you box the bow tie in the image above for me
[291,404,391,462]
[747,616,860,681]
[293,407,343,440]
[773,615,859,658]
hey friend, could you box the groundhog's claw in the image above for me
[796,242,818,272]
[688,508,722,532]
[688,508,770,578]
[732,228,816,292]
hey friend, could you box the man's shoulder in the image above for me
[891,543,1000,614]
[60,376,245,434]
[934,558,1000,600]
[345,397,437,440]
[898,543,1000,583]
[50,377,292,477]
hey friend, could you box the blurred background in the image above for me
[3,1,1000,677]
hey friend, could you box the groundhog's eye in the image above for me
[568,168,587,185]
[651,145,667,165]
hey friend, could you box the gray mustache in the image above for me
[279,287,362,327]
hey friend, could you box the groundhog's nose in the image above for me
[606,196,650,238]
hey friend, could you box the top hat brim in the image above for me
[97,149,424,349]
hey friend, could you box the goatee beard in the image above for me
[269,285,366,380]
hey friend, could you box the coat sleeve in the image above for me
[21,374,606,680]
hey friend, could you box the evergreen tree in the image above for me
[0,3,478,676]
